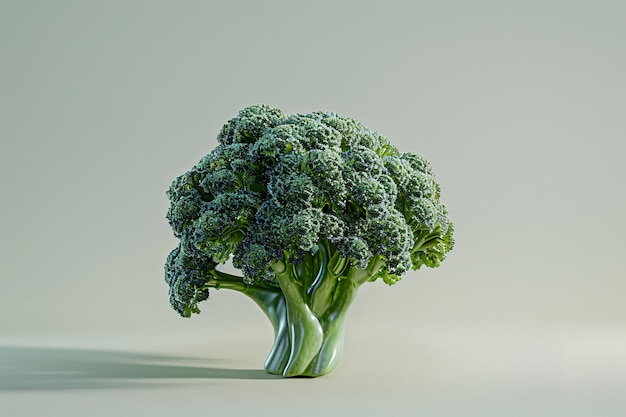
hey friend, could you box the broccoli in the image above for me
[165,104,454,377]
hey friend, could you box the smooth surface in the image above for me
[1,1,625,416]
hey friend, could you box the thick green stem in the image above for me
[304,275,358,376]
[272,259,324,377]
[204,251,380,377]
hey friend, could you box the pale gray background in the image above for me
[1,1,625,416]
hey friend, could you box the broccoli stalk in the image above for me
[184,241,376,377]
[165,105,454,377]
[267,242,378,376]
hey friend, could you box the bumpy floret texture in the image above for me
[166,105,454,313]
[165,245,215,316]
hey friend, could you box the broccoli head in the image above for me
[165,104,454,376]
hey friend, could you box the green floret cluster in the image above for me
[165,104,454,377]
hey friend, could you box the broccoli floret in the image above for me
[165,104,454,377]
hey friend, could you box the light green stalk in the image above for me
[205,245,384,377]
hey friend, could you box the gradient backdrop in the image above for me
[1,1,625,416]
